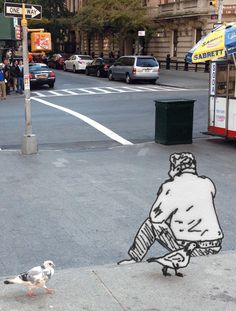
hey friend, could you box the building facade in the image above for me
[65,0,236,60]
[145,0,236,61]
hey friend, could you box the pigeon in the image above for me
[4,260,55,297]
[147,242,198,277]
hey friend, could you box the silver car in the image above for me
[108,55,159,84]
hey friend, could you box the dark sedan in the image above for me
[29,63,56,88]
[85,57,115,77]
[47,53,66,69]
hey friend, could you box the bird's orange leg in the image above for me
[45,287,55,294]
[26,290,36,297]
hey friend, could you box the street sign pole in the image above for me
[217,0,224,24]
[21,3,37,155]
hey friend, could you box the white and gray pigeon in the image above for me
[4,260,55,297]
[147,242,198,277]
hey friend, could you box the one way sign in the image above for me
[4,2,42,20]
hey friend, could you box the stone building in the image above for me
[65,0,236,60]
[145,0,236,62]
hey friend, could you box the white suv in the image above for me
[108,55,159,84]
[64,54,93,73]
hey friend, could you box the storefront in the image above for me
[208,59,236,138]
[0,13,20,61]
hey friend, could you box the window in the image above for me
[95,59,101,65]
[172,30,178,57]
[195,28,202,44]
[136,57,157,67]
[123,57,134,66]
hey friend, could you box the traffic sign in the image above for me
[15,25,21,40]
[4,2,42,20]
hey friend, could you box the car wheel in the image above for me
[85,68,89,75]
[126,74,132,84]
[96,70,101,77]
[63,64,67,71]
[48,83,54,88]
[150,79,157,85]
[73,65,76,73]
[108,71,114,81]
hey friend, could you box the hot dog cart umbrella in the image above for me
[186,22,236,139]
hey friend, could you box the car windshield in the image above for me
[29,65,49,71]
[103,58,115,65]
[136,58,158,67]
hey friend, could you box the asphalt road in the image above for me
[0,69,208,149]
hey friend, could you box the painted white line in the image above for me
[48,91,63,96]
[63,90,78,95]
[31,97,133,146]
[154,85,187,91]
[31,91,46,97]
[122,86,143,92]
[135,86,159,92]
[77,88,95,94]
[105,87,126,93]
[92,88,111,94]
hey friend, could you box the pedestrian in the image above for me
[10,60,18,92]
[116,50,121,59]
[15,60,24,94]
[3,59,11,95]
[0,63,6,100]
[109,51,114,58]
[118,152,224,265]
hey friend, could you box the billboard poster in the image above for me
[31,32,52,52]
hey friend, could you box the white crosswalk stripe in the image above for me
[31,85,190,98]
[104,87,127,93]
[48,90,64,96]
[30,91,46,97]
[92,87,111,93]
[78,88,96,94]
[62,90,79,95]
[121,86,144,92]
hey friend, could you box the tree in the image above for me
[74,0,156,53]
[0,0,24,13]
[0,0,71,51]
[29,0,71,51]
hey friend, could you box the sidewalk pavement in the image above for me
[0,251,235,310]
[158,69,209,89]
[0,136,236,310]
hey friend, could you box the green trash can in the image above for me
[155,99,195,145]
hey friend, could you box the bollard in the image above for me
[166,54,171,70]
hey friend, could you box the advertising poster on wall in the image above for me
[31,32,52,52]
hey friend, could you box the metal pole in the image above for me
[21,3,37,154]
[217,0,224,24]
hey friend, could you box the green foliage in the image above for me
[31,0,69,19]
[28,0,70,50]
[74,0,156,40]
[0,0,23,13]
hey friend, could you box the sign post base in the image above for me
[21,134,38,155]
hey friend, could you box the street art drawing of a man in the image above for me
[118,152,224,273]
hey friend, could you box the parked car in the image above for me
[47,53,65,69]
[63,54,93,73]
[85,57,115,77]
[29,63,56,88]
[108,55,160,84]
